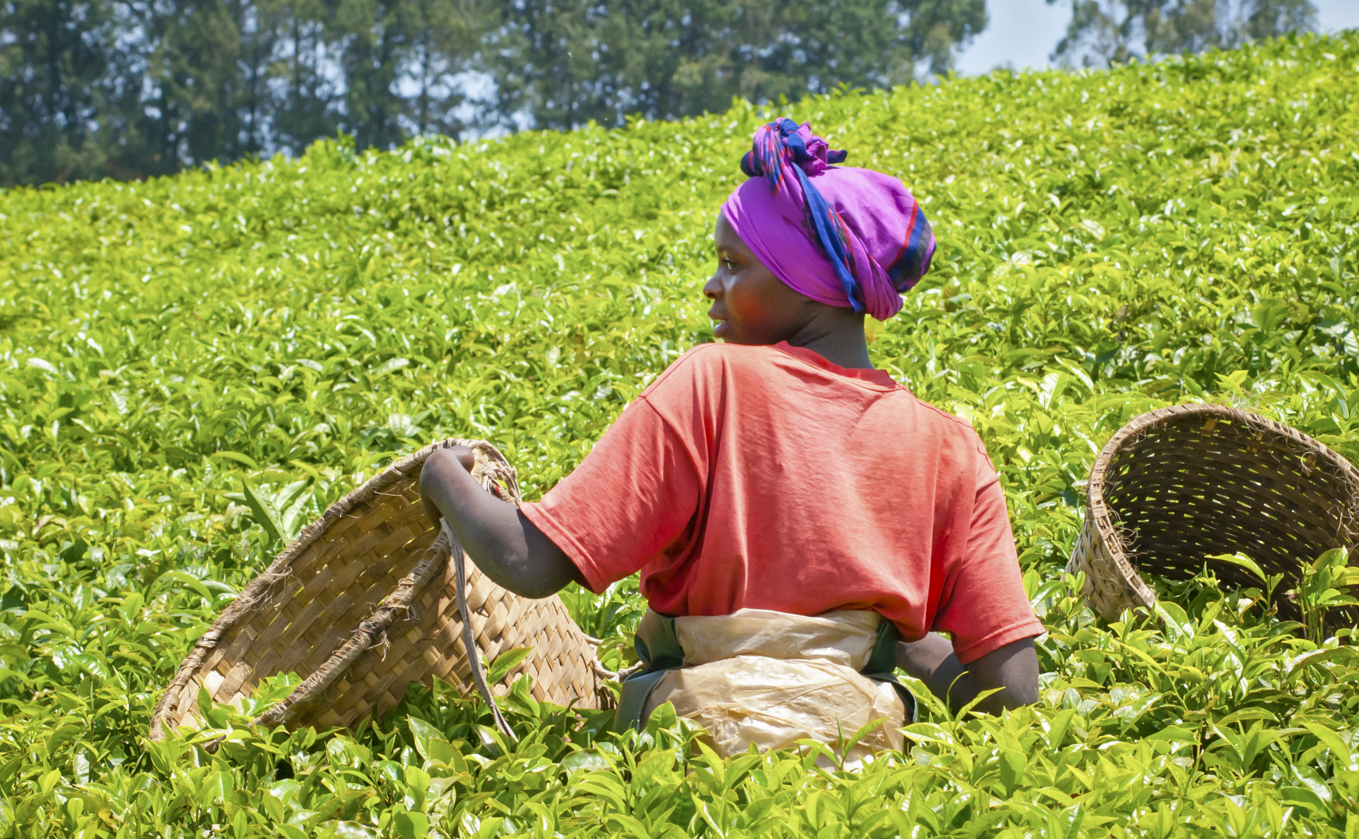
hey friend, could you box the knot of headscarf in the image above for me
[740,117,848,183]
[721,119,936,321]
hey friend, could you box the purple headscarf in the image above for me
[720,119,936,321]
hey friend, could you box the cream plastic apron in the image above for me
[617,608,913,763]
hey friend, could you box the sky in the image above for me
[954,0,1359,76]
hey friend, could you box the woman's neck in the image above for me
[784,312,873,369]
[788,329,869,367]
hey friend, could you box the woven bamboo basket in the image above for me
[149,439,608,742]
[1067,403,1359,627]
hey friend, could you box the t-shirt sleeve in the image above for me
[930,446,1045,664]
[520,394,705,595]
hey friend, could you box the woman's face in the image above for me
[704,213,815,345]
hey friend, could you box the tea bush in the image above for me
[2,31,1359,838]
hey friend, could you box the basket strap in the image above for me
[445,519,519,742]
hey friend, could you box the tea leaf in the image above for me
[486,647,533,685]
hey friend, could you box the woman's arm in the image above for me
[419,446,585,598]
[895,633,1038,715]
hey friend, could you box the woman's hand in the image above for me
[418,444,586,599]
[420,445,476,527]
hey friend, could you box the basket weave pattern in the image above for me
[150,439,606,740]
[1067,403,1359,624]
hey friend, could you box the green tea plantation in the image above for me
[3,30,1359,839]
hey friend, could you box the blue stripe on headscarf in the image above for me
[791,167,862,312]
[742,119,863,312]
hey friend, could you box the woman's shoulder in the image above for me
[677,341,772,366]
[634,344,794,412]
[911,396,978,434]
[645,342,771,384]
[907,397,996,468]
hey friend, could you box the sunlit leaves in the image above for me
[1,29,1359,839]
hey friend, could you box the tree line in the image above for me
[0,0,1317,187]
[1048,0,1317,67]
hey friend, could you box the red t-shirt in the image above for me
[521,342,1044,663]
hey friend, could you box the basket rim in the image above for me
[1084,402,1359,594]
[148,437,503,741]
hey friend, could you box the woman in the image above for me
[421,120,1042,758]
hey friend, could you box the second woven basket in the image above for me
[1067,403,1359,627]
[149,439,608,741]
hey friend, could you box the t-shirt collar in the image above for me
[771,342,900,391]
